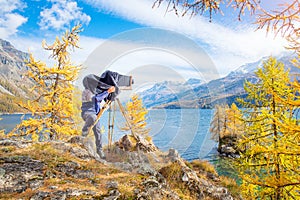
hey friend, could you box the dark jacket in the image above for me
[82,72,120,101]
[81,71,132,114]
[81,90,109,114]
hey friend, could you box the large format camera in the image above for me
[83,70,133,101]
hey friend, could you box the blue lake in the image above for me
[0,109,238,178]
[0,109,217,160]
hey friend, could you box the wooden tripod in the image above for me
[87,98,156,152]
[87,98,136,148]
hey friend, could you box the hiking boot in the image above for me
[97,150,106,159]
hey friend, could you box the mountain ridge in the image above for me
[0,39,35,113]
[139,53,299,109]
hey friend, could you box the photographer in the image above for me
[81,77,115,159]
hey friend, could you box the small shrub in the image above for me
[190,160,217,176]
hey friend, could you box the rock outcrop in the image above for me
[0,136,240,199]
[218,135,241,158]
[115,134,157,152]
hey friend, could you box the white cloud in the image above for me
[0,0,27,39]
[9,35,103,67]
[83,0,287,75]
[39,0,91,30]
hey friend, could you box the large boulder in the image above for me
[116,134,157,152]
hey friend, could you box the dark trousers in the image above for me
[81,111,102,151]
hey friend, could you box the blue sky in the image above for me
[0,0,289,90]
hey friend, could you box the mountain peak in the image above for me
[185,78,202,86]
[0,38,13,47]
[140,54,298,109]
[0,38,34,112]
[0,39,16,53]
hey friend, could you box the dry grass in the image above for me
[189,160,218,176]
[0,145,16,153]
[0,141,148,199]
[159,162,195,200]
[219,176,240,198]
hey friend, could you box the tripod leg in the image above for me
[108,103,112,150]
[110,101,116,147]
[116,98,137,138]
[87,101,111,136]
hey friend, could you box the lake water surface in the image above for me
[0,109,217,160]
[0,109,237,178]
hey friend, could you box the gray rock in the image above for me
[134,188,140,195]
[104,189,121,200]
[30,191,50,200]
[69,146,91,160]
[55,162,94,179]
[142,176,160,189]
[137,163,156,176]
[0,156,44,193]
[168,148,179,161]
[28,179,44,190]
[225,146,236,154]
[116,134,135,151]
[232,154,240,159]
[66,189,96,197]
[48,185,58,190]
[113,162,133,172]
[106,181,118,189]
[0,139,32,148]
[68,136,85,144]
[0,167,5,178]
[182,173,189,182]
[51,190,67,200]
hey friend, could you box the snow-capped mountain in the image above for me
[228,52,297,77]
[139,79,203,108]
[140,53,299,109]
[227,57,268,77]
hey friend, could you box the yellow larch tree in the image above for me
[210,103,244,152]
[226,103,243,138]
[210,104,228,150]
[122,94,150,138]
[8,25,82,141]
[238,57,300,199]
[119,94,157,152]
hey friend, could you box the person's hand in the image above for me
[107,86,115,93]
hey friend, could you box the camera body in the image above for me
[83,70,134,101]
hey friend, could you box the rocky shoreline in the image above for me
[0,136,240,199]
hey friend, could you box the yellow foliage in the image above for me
[122,94,150,137]
[210,103,243,143]
[7,25,82,141]
[226,103,244,138]
[238,57,300,199]
[210,104,228,142]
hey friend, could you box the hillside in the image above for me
[139,53,299,109]
[0,136,240,199]
[0,39,35,113]
[139,79,203,108]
